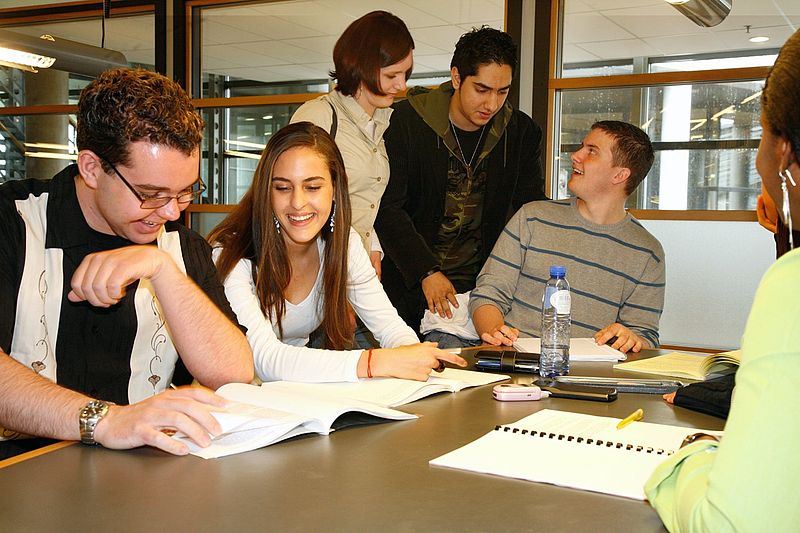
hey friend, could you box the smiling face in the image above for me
[568,128,627,201]
[271,146,335,250]
[449,62,513,131]
[358,51,413,116]
[82,141,199,244]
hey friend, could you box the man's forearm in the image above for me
[472,304,506,337]
[0,353,88,440]
[151,263,253,388]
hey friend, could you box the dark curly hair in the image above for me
[763,29,800,158]
[450,26,517,79]
[76,68,204,170]
[591,120,654,196]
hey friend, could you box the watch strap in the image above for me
[79,399,110,446]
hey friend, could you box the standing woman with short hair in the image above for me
[290,11,414,278]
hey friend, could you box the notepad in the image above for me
[177,368,507,459]
[513,337,627,362]
[430,409,721,500]
[613,350,741,380]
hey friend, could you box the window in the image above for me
[552,0,790,213]
[0,5,155,184]
[189,0,504,208]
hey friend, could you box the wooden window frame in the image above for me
[546,0,766,222]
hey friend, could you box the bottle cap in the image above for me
[549,265,566,277]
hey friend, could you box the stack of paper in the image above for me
[514,337,626,362]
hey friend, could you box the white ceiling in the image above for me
[5,0,800,83]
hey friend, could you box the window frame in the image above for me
[547,0,766,221]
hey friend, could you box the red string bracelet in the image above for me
[367,348,374,379]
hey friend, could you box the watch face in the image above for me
[79,400,110,445]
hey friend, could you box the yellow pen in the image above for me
[616,408,644,430]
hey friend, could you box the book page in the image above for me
[614,352,711,380]
[258,368,506,408]
[702,350,742,375]
[175,403,311,459]
[431,409,721,500]
[218,383,416,435]
[514,338,626,362]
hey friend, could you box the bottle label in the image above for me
[549,290,571,314]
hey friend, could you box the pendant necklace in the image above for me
[450,119,486,169]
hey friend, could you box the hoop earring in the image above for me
[329,201,336,233]
[273,215,281,234]
[780,168,795,250]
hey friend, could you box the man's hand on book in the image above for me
[594,323,647,354]
[364,343,467,381]
[93,387,227,455]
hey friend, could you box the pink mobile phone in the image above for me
[492,383,547,401]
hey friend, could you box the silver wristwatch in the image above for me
[78,399,110,445]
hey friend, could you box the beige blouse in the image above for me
[291,90,392,253]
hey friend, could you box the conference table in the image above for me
[0,349,725,532]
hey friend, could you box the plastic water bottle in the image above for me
[540,265,571,377]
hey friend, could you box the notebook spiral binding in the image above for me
[493,425,672,455]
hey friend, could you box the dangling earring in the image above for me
[329,201,336,233]
[273,214,281,235]
[780,168,795,250]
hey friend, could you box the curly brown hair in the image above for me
[76,68,203,169]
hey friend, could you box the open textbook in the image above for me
[513,337,627,362]
[177,368,507,459]
[430,409,722,500]
[614,350,741,380]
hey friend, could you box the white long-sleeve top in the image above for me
[215,228,418,382]
[291,90,391,254]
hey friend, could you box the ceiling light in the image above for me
[0,29,127,76]
[24,152,78,161]
[25,142,72,150]
[666,0,732,27]
[0,47,55,72]
[262,115,273,120]
[224,150,261,160]
[749,36,770,43]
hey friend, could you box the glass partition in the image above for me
[560,0,788,79]
[196,0,503,98]
[556,80,763,210]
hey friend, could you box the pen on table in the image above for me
[616,408,644,430]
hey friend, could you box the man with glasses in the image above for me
[0,68,253,459]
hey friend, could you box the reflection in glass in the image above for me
[557,80,763,210]
[200,104,301,204]
[560,0,787,78]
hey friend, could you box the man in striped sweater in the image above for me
[470,120,665,354]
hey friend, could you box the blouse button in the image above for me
[370,203,375,209]
[373,147,378,153]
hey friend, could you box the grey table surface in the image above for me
[0,350,724,532]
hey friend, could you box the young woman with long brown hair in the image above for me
[210,122,465,382]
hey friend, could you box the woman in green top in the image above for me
[645,29,800,531]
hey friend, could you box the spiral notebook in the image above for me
[430,409,721,500]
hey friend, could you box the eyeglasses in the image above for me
[100,157,206,209]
